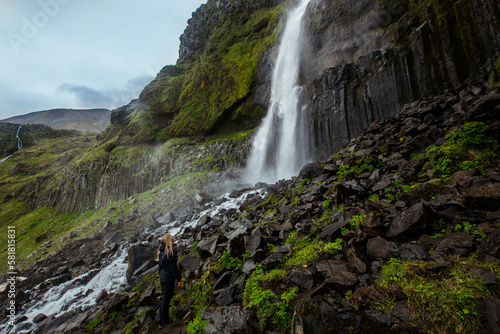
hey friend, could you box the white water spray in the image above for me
[245,0,310,184]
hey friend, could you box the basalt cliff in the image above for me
[0,0,500,333]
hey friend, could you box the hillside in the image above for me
[0,0,499,333]
[0,108,111,133]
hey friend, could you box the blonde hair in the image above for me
[157,233,175,260]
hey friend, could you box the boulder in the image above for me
[461,183,500,211]
[196,192,216,205]
[346,247,368,274]
[290,268,315,290]
[33,313,48,323]
[398,243,428,261]
[197,235,221,259]
[387,202,432,238]
[430,232,475,260]
[126,244,155,284]
[178,253,202,276]
[299,162,324,180]
[261,253,286,269]
[244,235,267,260]
[316,260,349,279]
[202,306,254,334]
[366,237,398,260]
[290,296,366,334]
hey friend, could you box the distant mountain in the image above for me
[0,108,111,133]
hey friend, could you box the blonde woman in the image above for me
[157,233,182,329]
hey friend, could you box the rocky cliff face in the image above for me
[301,0,500,160]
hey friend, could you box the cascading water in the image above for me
[244,0,310,184]
[16,126,23,151]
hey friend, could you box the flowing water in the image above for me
[16,126,23,151]
[0,187,266,334]
[244,0,310,184]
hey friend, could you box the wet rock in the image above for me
[196,192,216,205]
[290,268,315,290]
[202,306,253,334]
[33,313,48,323]
[197,214,211,227]
[387,202,432,238]
[96,289,108,304]
[366,237,398,260]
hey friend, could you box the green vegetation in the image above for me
[375,257,499,334]
[337,156,382,180]
[285,238,343,267]
[243,266,298,330]
[349,214,366,230]
[414,122,499,180]
[212,251,243,273]
[84,311,103,333]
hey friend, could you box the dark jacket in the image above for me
[158,244,182,283]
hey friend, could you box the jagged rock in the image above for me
[316,260,349,279]
[178,253,202,277]
[260,253,286,269]
[196,192,216,205]
[325,271,358,292]
[450,170,476,187]
[290,296,366,334]
[348,285,388,308]
[398,243,428,261]
[214,286,236,307]
[477,230,500,259]
[197,235,221,259]
[34,310,75,334]
[202,306,253,334]
[366,237,398,260]
[242,260,257,275]
[244,235,267,259]
[387,202,432,238]
[319,216,350,242]
[298,162,324,180]
[462,183,500,210]
[126,243,155,284]
[430,232,475,260]
[482,297,500,334]
[346,247,368,274]
[139,286,155,307]
[96,289,108,304]
[290,268,314,290]
[390,303,411,323]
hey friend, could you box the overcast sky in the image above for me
[0,0,206,120]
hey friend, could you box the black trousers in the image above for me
[159,280,175,325]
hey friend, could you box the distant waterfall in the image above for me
[245,0,309,184]
[16,126,23,150]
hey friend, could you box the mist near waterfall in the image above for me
[244,0,310,185]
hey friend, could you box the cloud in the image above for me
[57,74,154,110]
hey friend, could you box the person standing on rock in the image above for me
[157,233,182,329]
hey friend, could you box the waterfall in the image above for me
[16,126,23,150]
[244,0,310,184]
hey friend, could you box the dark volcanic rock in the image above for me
[202,306,253,334]
[366,237,398,260]
[387,202,432,238]
[291,296,366,334]
[126,243,155,284]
